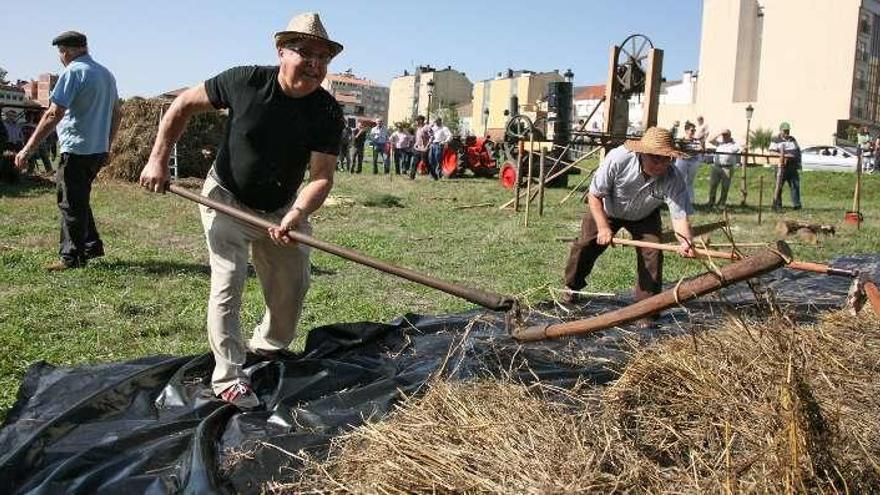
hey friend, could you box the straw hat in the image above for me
[624,127,687,159]
[274,12,343,56]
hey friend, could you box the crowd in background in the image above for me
[336,115,453,180]
[2,108,58,175]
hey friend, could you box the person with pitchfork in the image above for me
[562,127,695,327]
[139,12,344,410]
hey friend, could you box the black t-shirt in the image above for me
[205,66,344,211]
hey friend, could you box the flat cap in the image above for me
[52,31,87,47]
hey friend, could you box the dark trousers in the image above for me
[428,143,444,179]
[372,143,388,174]
[563,208,663,301]
[57,152,106,265]
[772,161,801,209]
[410,150,429,179]
[351,145,364,173]
[394,148,410,174]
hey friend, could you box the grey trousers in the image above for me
[707,165,735,206]
[199,175,311,394]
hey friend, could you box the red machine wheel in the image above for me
[441,148,458,178]
[499,162,517,189]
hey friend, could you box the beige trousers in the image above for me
[708,165,735,206]
[199,175,311,394]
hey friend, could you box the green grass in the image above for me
[0,161,878,419]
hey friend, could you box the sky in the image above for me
[1,0,704,98]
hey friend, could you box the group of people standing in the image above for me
[671,116,802,211]
[2,109,58,175]
[337,115,452,180]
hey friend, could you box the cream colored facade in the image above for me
[387,66,473,124]
[659,0,880,146]
[471,70,564,136]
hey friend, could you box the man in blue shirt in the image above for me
[15,31,121,270]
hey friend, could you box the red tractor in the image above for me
[441,135,498,178]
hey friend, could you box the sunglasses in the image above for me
[283,45,333,65]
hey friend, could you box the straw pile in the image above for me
[269,310,880,493]
[101,97,225,182]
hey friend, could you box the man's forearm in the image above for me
[149,102,195,166]
[588,194,611,230]
[671,217,693,243]
[292,178,333,215]
[22,107,64,154]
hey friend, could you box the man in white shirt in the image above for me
[769,122,802,210]
[706,129,741,207]
[369,118,389,174]
[428,117,451,178]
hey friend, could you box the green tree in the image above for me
[434,103,461,135]
[0,67,8,85]
[749,127,772,153]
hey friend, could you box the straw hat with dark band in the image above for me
[274,12,343,57]
[624,126,688,159]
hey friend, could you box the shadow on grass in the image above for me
[691,203,843,215]
[96,259,213,277]
[0,175,56,198]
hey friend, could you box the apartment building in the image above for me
[660,0,880,146]
[387,66,473,124]
[321,69,389,123]
[469,69,564,137]
[19,73,58,108]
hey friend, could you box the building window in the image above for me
[861,13,871,34]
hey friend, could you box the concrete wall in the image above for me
[659,0,864,146]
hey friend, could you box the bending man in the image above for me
[562,127,695,325]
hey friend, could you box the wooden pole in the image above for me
[609,236,857,277]
[757,174,764,225]
[538,147,546,216]
[513,140,523,212]
[741,118,751,205]
[500,147,599,209]
[853,149,863,229]
[524,138,534,227]
[513,243,791,341]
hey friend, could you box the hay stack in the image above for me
[101,97,226,182]
[270,310,880,493]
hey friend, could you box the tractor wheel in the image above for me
[499,162,517,189]
[441,148,459,178]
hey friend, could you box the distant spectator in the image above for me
[673,121,702,206]
[351,121,367,173]
[428,117,451,179]
[706,129,741,207]
[695,115,709,145]
[670,120,680,140]
[411,115,432,180]
[22,111,54,174]
[769,122,802,211]
[857,126,873,173]
[3,110,23,150]
[337,124,351,171]
[369,118,389,174]
[390,123,409,175]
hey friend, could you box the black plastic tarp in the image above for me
[1,255,877,494]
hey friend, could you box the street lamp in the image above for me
[426,80,435,121]
[563,68,574,83]
[741,104,754,205]
[483,107,490,135]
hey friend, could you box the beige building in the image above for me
[321,70,389,122]
[471,69,564,136]
[660,0,880,146]
[387,66,473,125]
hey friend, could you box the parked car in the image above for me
[800,145,863,172]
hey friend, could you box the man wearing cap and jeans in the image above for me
[15,30,120,271]
[562,127,695,325]
[769,122,802,211]
[707,129,741,207]
[140,12,344,410]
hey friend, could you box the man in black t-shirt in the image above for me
[140,12,344,410]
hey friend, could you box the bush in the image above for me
[101,97,226,182]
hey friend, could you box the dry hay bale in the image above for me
[605,310,880,492]
[267,310,880,494]
[100,97,226,182]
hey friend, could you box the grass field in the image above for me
[0,157,877,418]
